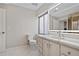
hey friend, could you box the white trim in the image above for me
[48,30,79,32]
[38,10,48,17]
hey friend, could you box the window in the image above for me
[38,12,48,34]
[39,16,44,34]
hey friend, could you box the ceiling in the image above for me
[13,3,44,11]
[50,3,79,19]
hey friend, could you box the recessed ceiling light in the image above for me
[55,8,58,10]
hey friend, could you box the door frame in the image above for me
[0,8,7,52]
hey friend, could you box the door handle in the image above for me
[2,32,5,34]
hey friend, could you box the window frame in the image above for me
[38,12,48,34]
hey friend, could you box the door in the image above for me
[0,8,6,52]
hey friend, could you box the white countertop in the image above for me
[60,39,79,50]
[38,34,59,43]
[38,34,79,50]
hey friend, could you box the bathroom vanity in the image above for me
[37,3,79,56]
[36,31,79,56]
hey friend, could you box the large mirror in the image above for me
[49,3,79,30]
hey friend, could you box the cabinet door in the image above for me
[39,38,43,48]
[36,37,43,48]
[36,37,40,46]
[49,41,59,56]
[38,46,43,55]
[61,45,79,56]
[36,37,43,54]
[43,39,49,56]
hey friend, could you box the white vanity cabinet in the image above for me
[37,34,79,56]
[49,41,59,56]
[36,37,43,55]
[42,39,49,56]
[42,39,60,56]
[37,36,60,56]
[37,37,43,48]
[61,45,79,56]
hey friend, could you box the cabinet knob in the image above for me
[67,52,71,55]
[2,32,5,34]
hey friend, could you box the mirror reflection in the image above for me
[49,3,79,30]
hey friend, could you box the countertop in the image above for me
[38,34,59,43]
[38,34,79,50]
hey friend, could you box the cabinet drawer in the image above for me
[61,45,79,56]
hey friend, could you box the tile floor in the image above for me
[0,43,41,56]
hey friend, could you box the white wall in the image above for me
[0,3,54,48]
[6,5,38,48]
